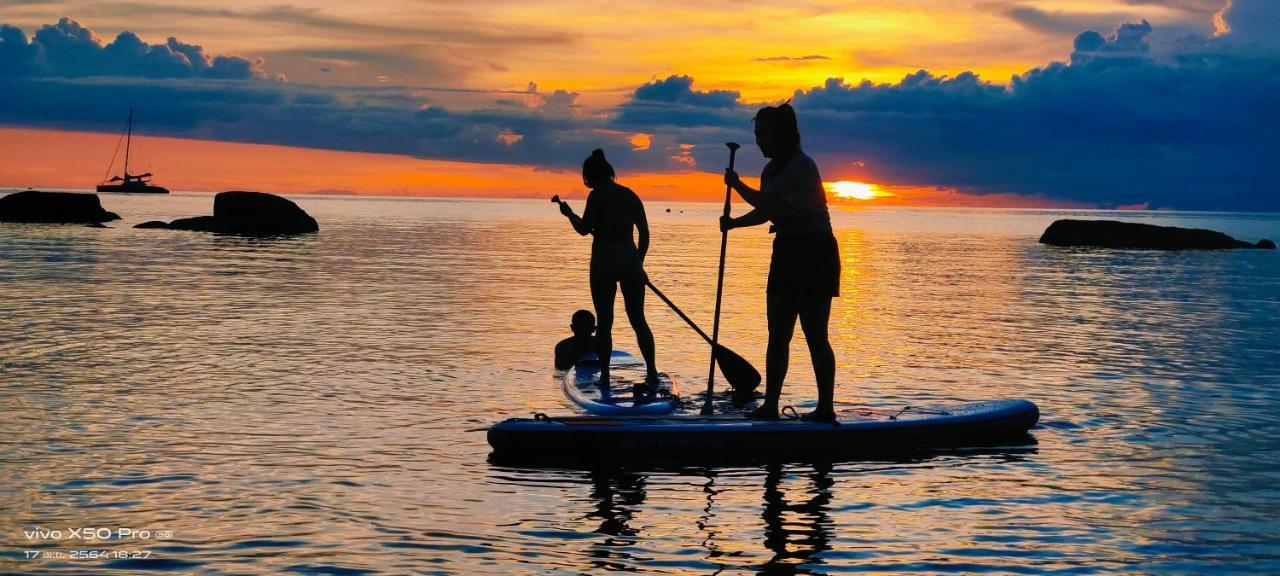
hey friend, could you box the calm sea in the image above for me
[2,191,1278,574]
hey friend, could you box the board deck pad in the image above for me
[562,352,680,415]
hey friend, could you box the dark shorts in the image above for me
[591,242,646,286]
[768,233,840,299]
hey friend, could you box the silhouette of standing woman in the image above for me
[558,149,659,389]
[722,103,840,422]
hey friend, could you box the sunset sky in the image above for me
[1,0,1277,209]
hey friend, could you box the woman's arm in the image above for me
[721,208,770,232]
[561,195,594,236]
[634,196,650,262]
[724,169,774,209]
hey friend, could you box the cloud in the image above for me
[1121,0,1224,14]
[260,45,475,86]
[0,17,264,79]
[2,14,1280,210]
[753,54,830,62]
[613,75,743,131]
[1214,0,1280,45]
[632,75,740,108]
[1070,20,1152,63]
[777,18,1280,210]
[602,15,1280,210]
[71,3,578,48]
[0,20,680,173]
[1005,6,1142,36]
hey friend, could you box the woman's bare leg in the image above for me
[748,291,799,419]
[590,273,618,386]
[798,296,836,421]
[620,278,658,381]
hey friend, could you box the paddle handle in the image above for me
[703,143,739,415]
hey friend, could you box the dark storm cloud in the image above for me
[1069,20,1153,63]
[613,75,743,129]
[632,75,740,108]
[782,21,1280,210]
[1214,0,1280,45]
[0,19,677,171]
[606,13,1279,210]
[0,74,672,170]
[0,17,265,79]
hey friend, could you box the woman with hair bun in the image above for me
[722,103,840,422]
[557,149,659,389]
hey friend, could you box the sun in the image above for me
[825,180,879,200]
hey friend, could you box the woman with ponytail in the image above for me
[557,149,659,389]
[722,103,840,422]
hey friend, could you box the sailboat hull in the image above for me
[96,183,169,194]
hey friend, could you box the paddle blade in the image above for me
[714,344,760,394]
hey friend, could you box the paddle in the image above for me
[646,280,760,394]
[703,142,741,414]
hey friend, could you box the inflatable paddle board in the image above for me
[562,351,680,416]
[490,399,1038,460]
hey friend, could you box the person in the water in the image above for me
[556,149,659,389]
[554,309,598,370]
[722,103,840,422]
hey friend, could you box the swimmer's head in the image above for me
[570,309,596,336]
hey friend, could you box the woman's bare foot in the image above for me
[745,404,780,420]
[799,408,837,423]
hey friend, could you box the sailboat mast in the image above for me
[124,109,133,176]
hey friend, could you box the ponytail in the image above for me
[582,148,616,187]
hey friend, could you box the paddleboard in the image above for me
[562,351,681,416]
[490,399,1038,460]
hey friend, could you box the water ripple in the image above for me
[2,194,1278,574]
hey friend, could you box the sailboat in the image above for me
[97,109,169,194]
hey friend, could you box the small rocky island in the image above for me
[136,191,318,236]
[1040,219,1275,250]
[0,191,120,224]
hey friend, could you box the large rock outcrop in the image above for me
[0,191,120,224]
[134,191,318,235]
[1040,219,1274,250]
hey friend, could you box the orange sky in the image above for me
[0,126,713,200]
[0,2,1229,208]
[0,1,1209,104]
[0,126,1088,207]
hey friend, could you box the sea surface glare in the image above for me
[2,193,1278,574]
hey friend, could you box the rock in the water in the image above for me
[1039,219,1268,250]
[0,191,120,223]
[166,215,220,232]
[84,222,108,228]
[212,191,318,235]
[1258,239,1276,250]
[149,191,318,236]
